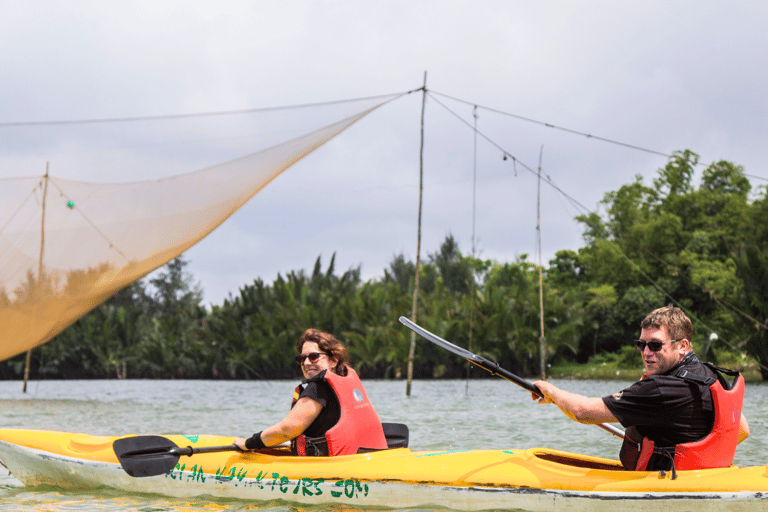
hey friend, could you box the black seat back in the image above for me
[382,423,409,449]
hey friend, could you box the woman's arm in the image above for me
[235,397,323,449]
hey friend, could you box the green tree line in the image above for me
[3,151,767,381]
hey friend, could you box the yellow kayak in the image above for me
[0,428,766,511]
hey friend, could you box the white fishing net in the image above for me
[0,94,404,361]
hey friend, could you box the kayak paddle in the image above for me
[399,316,625,439]
[115,423,411,477]
[113,435,241,477]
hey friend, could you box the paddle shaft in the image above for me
[466,357,542,395]
[466,358,624,439]
[399,317,625,440]
[171,444,240,457]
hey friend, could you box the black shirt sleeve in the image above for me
[602,378,666,428]
[602,375,713,445]
[300,380,331,408]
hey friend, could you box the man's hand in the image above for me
[531,380,555,404]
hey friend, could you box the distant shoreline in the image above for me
[549,361,764,383]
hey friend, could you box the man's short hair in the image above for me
[641,305,693,342]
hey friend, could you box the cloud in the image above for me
[2,1,767,304]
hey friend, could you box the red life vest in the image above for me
[632,369,744,472]
[292,367,387,456]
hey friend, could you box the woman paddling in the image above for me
[235,328,387,456]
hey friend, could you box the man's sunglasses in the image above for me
[633,339,683,352]
[296,352,328,365]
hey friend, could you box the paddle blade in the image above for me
[399,317,479,361]
[113,435,181,478]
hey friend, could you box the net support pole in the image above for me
[467,105,478,395]
[24,163,49,393]
[406,72,427,397]
[537,147,546,380]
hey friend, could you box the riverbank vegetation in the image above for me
[3,151,767,381]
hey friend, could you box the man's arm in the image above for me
[532,380,619,424]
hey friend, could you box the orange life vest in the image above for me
[292,367,387,456]
[629,366,744,472]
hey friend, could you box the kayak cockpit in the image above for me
[530,449,624,471]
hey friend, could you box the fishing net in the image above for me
[0,93,404,362]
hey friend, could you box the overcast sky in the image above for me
[2,1,767,305]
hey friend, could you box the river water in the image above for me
[0,378,766,511]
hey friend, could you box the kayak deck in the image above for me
[0,429,766,511]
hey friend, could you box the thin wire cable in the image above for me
[426,92,593,214]
[0,180,40,236]
[0,90,420,127]
[47,179,129,262]
[710,293,768,331]
[431,90,680,159]
[428,88,766,370]
[430,90,768,183]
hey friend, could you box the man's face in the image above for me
[638,325,687,376]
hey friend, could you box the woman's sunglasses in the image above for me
[295,352,328,365]
[633,339,683,352]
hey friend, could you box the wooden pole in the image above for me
[537,147,546,380]
[406,72,427,397]
[24,162,49,393]
[467,105,478,394]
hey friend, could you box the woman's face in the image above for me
[298,341,337,379]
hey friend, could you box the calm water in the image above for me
[0,378,766,511]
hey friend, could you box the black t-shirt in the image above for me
[602,353,715,447]
[298,379,341,439]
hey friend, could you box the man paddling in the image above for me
[531,305,749,472]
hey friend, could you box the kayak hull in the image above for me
[0,429,766,511]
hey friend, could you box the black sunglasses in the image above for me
[633,339,683,352]
[295,352,328,365]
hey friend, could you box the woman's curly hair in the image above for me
[296,329,350,376]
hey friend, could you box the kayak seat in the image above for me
[382,423,409,449]
[356,423,409,453]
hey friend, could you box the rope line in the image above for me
[429,90,768,183]
[430,89,671,158]
[427,88,766,371]
[0,90,419,127]
[47,179,129,262]
[426,91,592,213]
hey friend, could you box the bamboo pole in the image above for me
[537,147,546,380]
[24,162,49,393]
[466,105,478,395]
[406,72,427,397]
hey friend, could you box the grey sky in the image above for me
[2,1,767,304]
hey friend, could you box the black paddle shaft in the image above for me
[399,316,625,440]
[399,317,541,393]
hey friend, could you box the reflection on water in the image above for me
[0,378,766,511]
[0,485,301,512]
